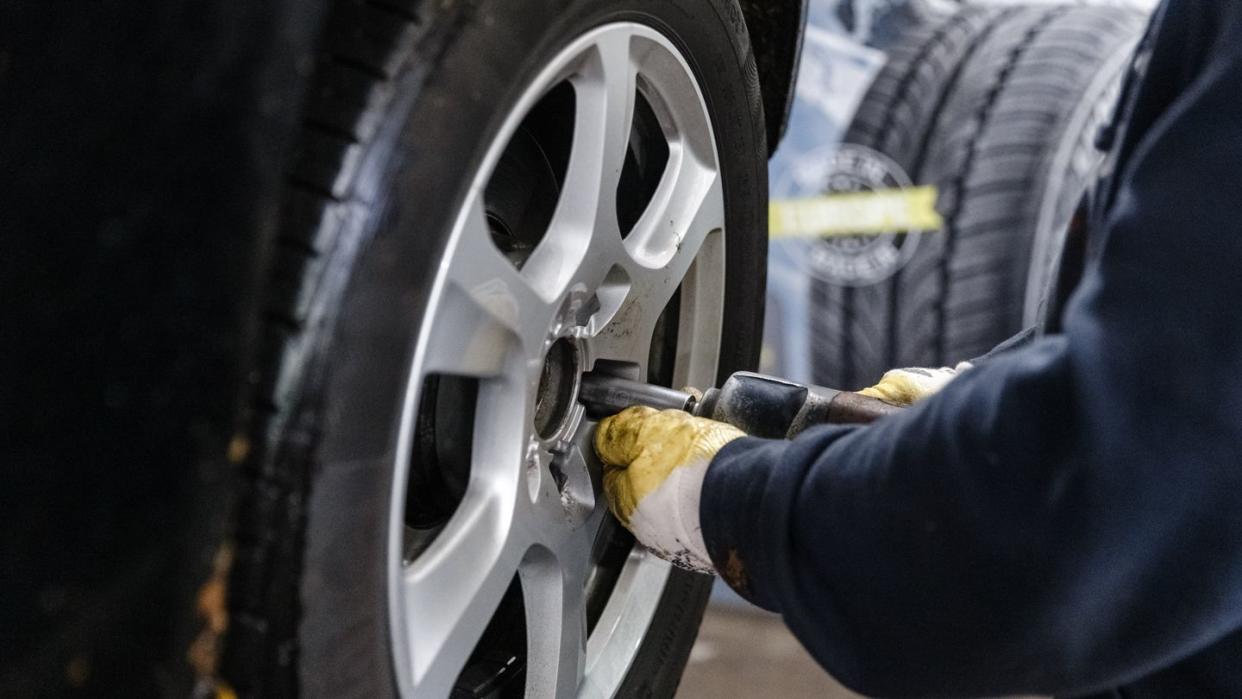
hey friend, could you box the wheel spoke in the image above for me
[522,30,636,301]
[666,226,726,389]
[523,449,601,697]
[627,171,722,313]
[583,28,639,217]
[587,172,722,368]
[626,157,721,265]
[401,489,527,696]
[427,197,555,376]
[519,531,594,698]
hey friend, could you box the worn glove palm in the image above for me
[857,362,972,407]
[595,406,744,573]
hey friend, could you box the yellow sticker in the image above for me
[769,186,943,239]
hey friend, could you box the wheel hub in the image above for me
[533,337,583,442]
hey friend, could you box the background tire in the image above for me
[222,0,767,696]
[810,3,1145,389]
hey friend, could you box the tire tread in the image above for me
[810,3,1144,386]
[223,0,429,694]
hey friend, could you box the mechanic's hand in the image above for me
[857,362,973,407]
[595,406,744,574]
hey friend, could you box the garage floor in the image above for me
[678,605,859,699]
[680,604,1047,699]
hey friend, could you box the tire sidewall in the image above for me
[298,0,767,694]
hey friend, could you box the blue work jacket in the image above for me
[702,1,1242,696]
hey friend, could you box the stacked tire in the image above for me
[811,3,1145,389]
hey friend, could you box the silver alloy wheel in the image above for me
[388,22,727,698]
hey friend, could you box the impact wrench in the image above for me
[579,371,903,439]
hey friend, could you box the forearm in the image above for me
[703,331,1242,696]
[702,340,1099,696]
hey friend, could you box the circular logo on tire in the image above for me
[772,144,928,287]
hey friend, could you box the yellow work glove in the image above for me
[857,362,973,407]
[595,406,744,573]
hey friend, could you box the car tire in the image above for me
[810,3,1144,388]
[221,0,767,696]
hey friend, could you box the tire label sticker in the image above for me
[769,144,940,286]
[769,185,942,238]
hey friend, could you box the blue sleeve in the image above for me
[701,2,1242,696]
